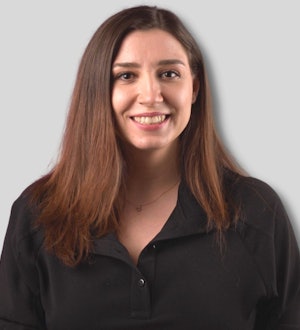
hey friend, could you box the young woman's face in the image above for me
[111,29,199,152]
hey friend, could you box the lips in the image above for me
[132,114,168,125]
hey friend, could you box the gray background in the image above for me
[1,0,299,250]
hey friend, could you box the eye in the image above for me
[113,72,135,81]
[160,70,180,79]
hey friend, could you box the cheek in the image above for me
[175,87,194,128]
[111,90,120,115]
[111,87,128,116]
[170,80,194,104]
[174,86,194,114]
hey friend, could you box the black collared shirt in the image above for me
[0,176,300,329]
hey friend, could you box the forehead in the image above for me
[114,29,189,63]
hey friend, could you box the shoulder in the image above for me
[223,173,295,245]
[6,184,43,258]
[228,174,299,261]
[1,185,45,301]
[227,172,281,209]
[229,174,284,222]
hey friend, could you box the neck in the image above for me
[124,143,180,193]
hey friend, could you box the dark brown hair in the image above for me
[30,5,244,266]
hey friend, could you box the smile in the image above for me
[132,115,168,125]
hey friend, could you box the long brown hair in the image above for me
[30,5,244,266]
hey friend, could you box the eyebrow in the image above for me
[112,59,186,69]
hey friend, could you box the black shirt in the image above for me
[0,176,299,329]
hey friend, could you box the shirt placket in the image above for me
[130,243,158,319]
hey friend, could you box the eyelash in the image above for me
[114,72,135,80]
[113,70,180,81]
[160,70,180,79]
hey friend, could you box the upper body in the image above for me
[0,5,299,330]
[0,174,300,329]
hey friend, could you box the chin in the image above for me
[131,139,178,153]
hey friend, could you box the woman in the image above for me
[0,5,299,329]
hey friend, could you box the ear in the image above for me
[192,77,200,104]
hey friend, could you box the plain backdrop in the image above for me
[0,0,299,251]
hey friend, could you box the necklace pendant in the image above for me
[136,205,142,212]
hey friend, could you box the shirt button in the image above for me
[152,244,156,249]
[138,278,145,287]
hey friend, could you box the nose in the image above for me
[137,73,163,105]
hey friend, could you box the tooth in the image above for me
[133,115,167,124]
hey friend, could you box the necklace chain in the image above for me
[126,180,179,212]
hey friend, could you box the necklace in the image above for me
[126,180,180,212]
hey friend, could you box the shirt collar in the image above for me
[93,181,210,259]
[153,180,210,242]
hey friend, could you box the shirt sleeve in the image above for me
[244,179,300,329]
[236,177,300,329]
[0,196,45,329]
[273,198,300,329]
